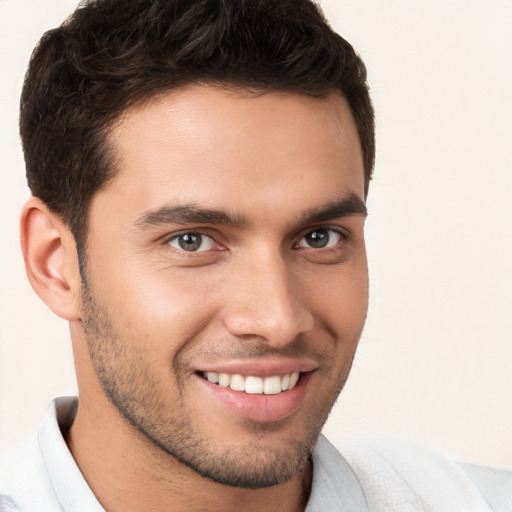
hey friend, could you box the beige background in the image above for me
[1,0,511,467]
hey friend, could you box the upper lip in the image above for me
[193,358,318,377]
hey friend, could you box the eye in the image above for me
[296,228,343,249]
[167,232,216,252]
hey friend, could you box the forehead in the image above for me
[96,85,365,223]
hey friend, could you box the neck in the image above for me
[66,397,312,512]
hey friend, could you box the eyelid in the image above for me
[164,229,225,253]
[163,227,216,242]
[294,226,348,250]
[299,224,349,238]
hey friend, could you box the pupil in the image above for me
[179,233,201,251]
[306,229,329,248]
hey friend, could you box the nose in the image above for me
[221,252,314,347]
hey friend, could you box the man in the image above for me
[0,0,510,511]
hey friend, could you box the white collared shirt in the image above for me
[1,397,510,511]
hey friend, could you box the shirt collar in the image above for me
[39,398,367,511]
[306,435,369,511]
[38,397,105,512]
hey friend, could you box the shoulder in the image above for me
[0,435,62,511]
[0,397,100,512]
[338,436,512,512]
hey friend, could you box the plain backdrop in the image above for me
[1,0,511,467]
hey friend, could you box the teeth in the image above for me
[245,376,264,394]
[281,374,290,391]
[263,376,282,395]
[203,371,301,395]
[230,374,245,391]
[206,372,219,384]
[218,373,230,387]
[289,372,299,389]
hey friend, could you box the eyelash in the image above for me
[166,231,219,253]
[294,228,348,251]
[165,227,348,254]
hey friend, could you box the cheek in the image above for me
[300,258,369,336]
[88,256,225,357]
[310,263,368,382]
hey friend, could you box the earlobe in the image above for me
[20,197,82,321]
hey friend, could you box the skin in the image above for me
[22,85,368,512]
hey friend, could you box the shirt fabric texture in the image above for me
[1,397,510,511]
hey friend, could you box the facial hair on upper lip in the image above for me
[174,333,328,376]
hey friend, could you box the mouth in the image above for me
[198,371,300,395]
[193,360,316,422]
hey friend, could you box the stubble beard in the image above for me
[79,277,348,489]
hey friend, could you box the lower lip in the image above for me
[195,372,312,423]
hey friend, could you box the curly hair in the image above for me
[20,0,375,253]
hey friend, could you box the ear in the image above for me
[20,197,82,321]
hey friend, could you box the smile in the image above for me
[201,371,300,395]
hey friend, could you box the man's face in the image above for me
[79,86,368,488]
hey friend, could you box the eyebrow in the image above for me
[298,194,368,225]
[134,194,367,230]
[135,204,247,229]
